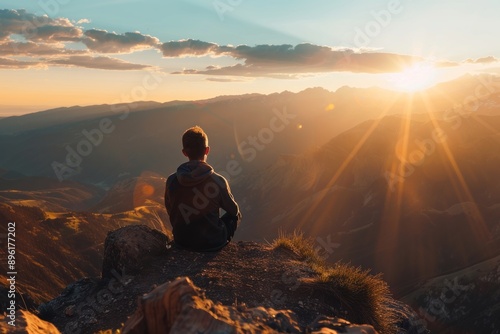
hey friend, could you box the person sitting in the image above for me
[164,126,241,251]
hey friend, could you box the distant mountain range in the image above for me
[1,74,498,187]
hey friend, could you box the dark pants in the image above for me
[221,212,239,241]
[174,213,240,253]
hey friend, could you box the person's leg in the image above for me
[221,212,239,241]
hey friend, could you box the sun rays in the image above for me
[374,83,495,280]
[285,71,498,282]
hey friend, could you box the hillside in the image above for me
[0,174,104,212]
[234,113,500,293]
[0,183,168,304]
[401,254,500,333]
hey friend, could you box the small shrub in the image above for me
[272,230,323,265]
[272,231,397,334]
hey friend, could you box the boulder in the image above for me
[122,277,379,334]
[308,316,378,333]
[102,225,170,279]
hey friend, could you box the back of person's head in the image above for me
[182,126,208,160]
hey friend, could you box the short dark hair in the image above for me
[182,126,208,160]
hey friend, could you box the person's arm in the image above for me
[219,176,241,222]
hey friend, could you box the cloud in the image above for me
[0,9,39,40]
[48,55,152,70]
[76,18,91,25]
[160,39,220,57]
[170,43,425,77]
[0,53,149,70]
[1,9,494,76]
[465,56,498,64]
[435,60,459,67]
[0,9,82,42]
[0,41,86,56]
[83,29,160,53]
[0,57,40,69]
[29,24,82,43]
[228,43,337,65]
[206,77,247,82]
[0,10,153,70]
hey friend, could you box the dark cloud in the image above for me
[83,29,159,53]
[171,44,424,77]
[30,24,82,42]
[48,55,152,70]
[0,9,82,42]
[228,43,336,65]
[0,9,38,40]
[0,10,153,70]
[160,39,220,57]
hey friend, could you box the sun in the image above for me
[389,62,438,92]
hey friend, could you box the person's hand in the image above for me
[224,216,238,241]
[226,220,236,240]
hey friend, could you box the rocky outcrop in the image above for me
[122,276,378,334]
[101,224,170,278]
[0,310,60,333]
[37,226,427,333]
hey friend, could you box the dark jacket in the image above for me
[165,160,241,251]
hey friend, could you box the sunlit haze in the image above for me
[387,62,438,92]
[0,0,499,115]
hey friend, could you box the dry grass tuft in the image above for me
[272,230,397,334]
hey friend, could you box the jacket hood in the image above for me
[176,160,214,186]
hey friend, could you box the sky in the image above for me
[0,0,499,115]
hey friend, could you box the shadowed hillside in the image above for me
[401,254,500,333]
[234,114,500,294]
[0,174,169,304]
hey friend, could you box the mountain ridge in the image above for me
[2,73,498,136]
[2,74,498,188]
